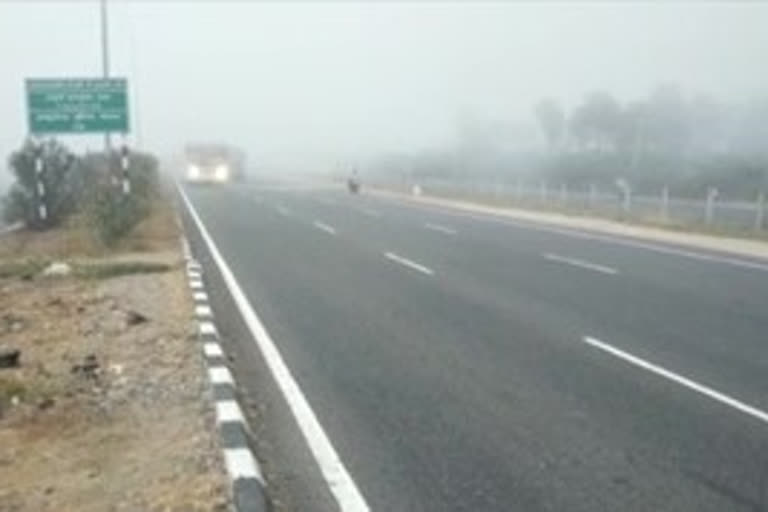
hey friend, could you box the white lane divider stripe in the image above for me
[583,336,768,425]
[179,184,371,512]
[543,253,618,275]
[313,221,337,236]
[424,223,457,235]
[384,252,435,276]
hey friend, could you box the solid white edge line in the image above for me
[209,366,235,385]
[583,336,768,425]
[543,253,618,275]
[224,448,264,483]
[178,183,371,512]
[313,221,337,236]
[384,252,435,276]
[216,400,246,424]
[424,223,457,235]
[204,342,224,358]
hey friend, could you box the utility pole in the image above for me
[100,0,111,153]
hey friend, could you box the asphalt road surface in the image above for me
[181,181,768,512]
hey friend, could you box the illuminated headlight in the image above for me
[187,165,201,179]
[215,165,229,181]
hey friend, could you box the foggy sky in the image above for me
[1,1,767,176]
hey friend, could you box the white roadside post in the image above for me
[705,187,718,226]
[661,186,669,222]
[34,143,47,223]
[120,143,131,194]
[754,192,765,232]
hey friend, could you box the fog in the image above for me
[1,1,767,180]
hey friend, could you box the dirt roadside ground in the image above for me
[0,198,229,511]
[370,188,768,261]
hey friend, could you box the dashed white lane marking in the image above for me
[384,252,435,276]
[199,321,217,336]
[196,304,213,317]
[193,291,209,302]
[216,400,246,423]
[390,197,768,272]
[190,280,204,290]
[203,342,223,358]
[543,253,618,275]
[424,223,457,235]
[224,448,264,483]
[583,336,768,425]
[208,366,235,385]
[179,184,371,512]
[313,221,337,236]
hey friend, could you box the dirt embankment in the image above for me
[0,199,229,512]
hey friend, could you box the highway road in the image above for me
[181,182,768,512]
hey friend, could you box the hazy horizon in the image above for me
[1,1,767,177]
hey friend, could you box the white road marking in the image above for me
[216,400,245,423]
[276,205,291,216]
[543,253,618,275]
[196,304,213,317]
[199,321,217,336]
[187,261,201,272]
[313,221,337,236]
[224,448,264,483]
[378,195,768,272]
[208,366,235,385]
[179,184,371,512]
[190,280,204,290]
[203,342,223,358]
[583,336,768,425]
[384,252,435,276]
[188,270,202,280]
[424,223,457,235]
[193,291,209,302]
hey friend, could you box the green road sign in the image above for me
[25,78,129,134]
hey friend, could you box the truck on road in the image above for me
[184,143,246,184]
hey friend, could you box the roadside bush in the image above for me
[84,149,160,245]
[2,139,79,229]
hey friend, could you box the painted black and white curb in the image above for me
[183,239,267,512]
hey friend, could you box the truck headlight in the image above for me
[187,165,201,179]
[215,165,229,181]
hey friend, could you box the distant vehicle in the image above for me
[184,143,246,184]
[347,169,361,194]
